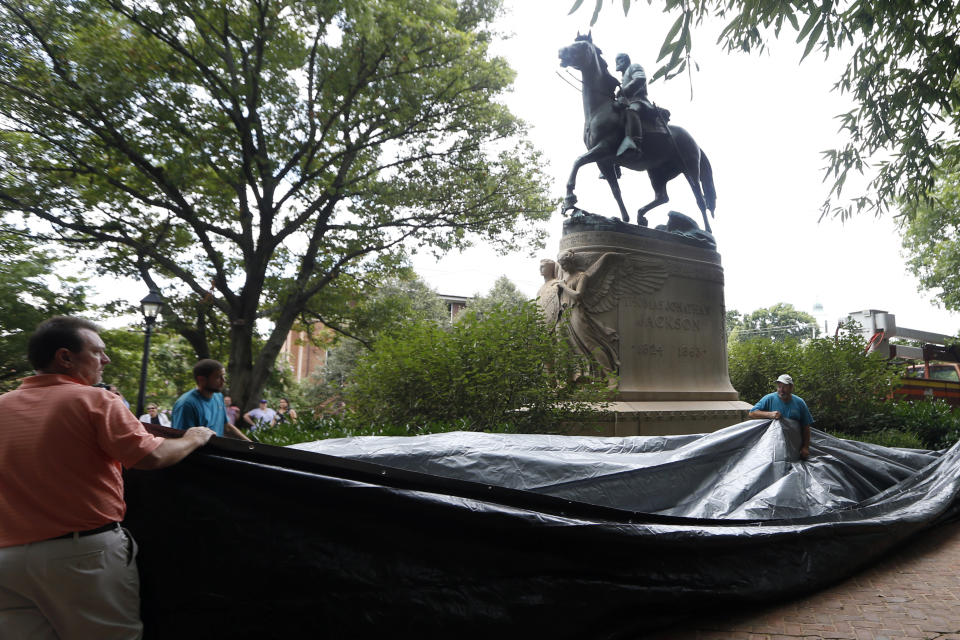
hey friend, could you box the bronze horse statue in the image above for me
[558,34,716,233]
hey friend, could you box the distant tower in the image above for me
[812,301,827,336]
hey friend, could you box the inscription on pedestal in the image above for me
[627,296,711,333]
[631,343,664,357]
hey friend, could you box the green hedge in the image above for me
[342,301,611,433]
[730,329,960,449]
[731,330,901,432]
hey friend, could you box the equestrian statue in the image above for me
[558,33,716,233]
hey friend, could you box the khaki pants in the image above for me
[0,527,142,640]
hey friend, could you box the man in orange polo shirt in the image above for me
[0,316,215,639]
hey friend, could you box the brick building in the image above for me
[280,294,470,383]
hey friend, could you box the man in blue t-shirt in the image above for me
[748,373,814,459]
[171,359,250,441]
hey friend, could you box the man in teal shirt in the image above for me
[172,359,250,440]
[749,374,814,459]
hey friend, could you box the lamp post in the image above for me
[135,288,164,417]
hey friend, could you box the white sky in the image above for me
[412,0,960,337]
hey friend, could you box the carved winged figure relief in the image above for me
[555,249,668,374]
[537,259,563,330]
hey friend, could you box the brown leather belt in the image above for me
[49,522,120,540]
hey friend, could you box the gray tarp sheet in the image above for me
[291,419,948,521]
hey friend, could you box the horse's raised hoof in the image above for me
[562,194,578,210]
[637,215,648,228]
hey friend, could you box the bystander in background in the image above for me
[271,397,298,427]
[171,360,251,441]
[224,395,241,427]
[244,399,276,431]
[139,403,171,427]
[106,383,131,410]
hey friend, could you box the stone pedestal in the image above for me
[563,401,752,437]
[555,213,752,435]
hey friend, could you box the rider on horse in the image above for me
[558,35,715,231]
[614,53,669,158]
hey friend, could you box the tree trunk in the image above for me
[226,319,257,412]
[224,293,306,413]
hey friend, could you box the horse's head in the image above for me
[558,33,618,99]
[558,37,596,71]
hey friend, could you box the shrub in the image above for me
[728,337,802,405]
[830,398,960,451]
[888,399,960,449]
[832,428,925,449]
[729,323,960,449]
[248,413,431,446]
[248,414,333,447]
[343,301,612,433]
[793,330,903,433]
[729,328,902,433]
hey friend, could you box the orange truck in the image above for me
[846,309,960,407]
[898,363,960,406]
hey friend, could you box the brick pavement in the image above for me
[651,521,960,640]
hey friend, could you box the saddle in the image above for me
[613,100,671,135]
[640,118,669,135]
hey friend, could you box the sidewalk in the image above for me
[651,521,960,640]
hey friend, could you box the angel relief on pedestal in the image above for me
[550,249,668,376]
[537,259,563,329]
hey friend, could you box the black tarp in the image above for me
[123,419,960,639]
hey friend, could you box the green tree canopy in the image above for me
[901,167,960,312]
[0,0,553,409]
[98,327,198,411]
[729,303,819,342]
[467,274,528,318]
[0,228,90,389]
[571,0,960,220]
[303,271,449,399]
[313,270,450,350]
[725,309,743,336]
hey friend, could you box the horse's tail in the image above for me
[700,151,716,216]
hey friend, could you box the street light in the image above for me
[135,288,164,418]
